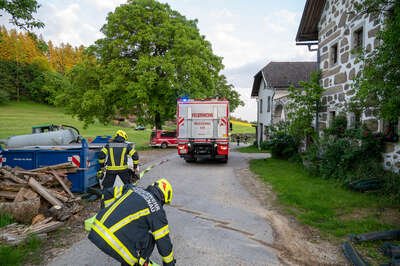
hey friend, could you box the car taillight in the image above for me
[217,144,229,155]
[178,144,188,154]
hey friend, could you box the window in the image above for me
[330,43,338,66]
[353,27,364,51]
[267,96,271,112]
[259,99,263,114]
[348,112,361,129]
[329,111,336,127]
[161,131,176,138]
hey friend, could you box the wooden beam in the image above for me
[28,177,63,208]
[31,162,74,172]
[50,170,74,198]
[0,191,18,199]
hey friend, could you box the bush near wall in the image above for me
[302,116,400,202]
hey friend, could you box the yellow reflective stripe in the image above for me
[139,258,146,265]
[100,190,133,224]
[109,208,150,233]
[93,220,137,265]
[162,250,174,263]
[106,165,129,170]
[101,147,108,154]
[152,225,169,240]
[114,186,123,199]
[128,149,136,156]
[98,159,105,163]
[109,148,116,166]
[120,147,127,166]
[133,160,139,165]
[104,198,115,208]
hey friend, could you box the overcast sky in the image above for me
[0,0,317,122]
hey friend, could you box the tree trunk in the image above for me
[154,112,162,129]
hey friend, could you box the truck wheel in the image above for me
[185,157,196,163]
[221,156,228,163]
[161,142,168,149]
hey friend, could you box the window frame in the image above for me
[329,42,339,67]
[351,24,365,55]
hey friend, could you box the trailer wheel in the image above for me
[161,142,168,149]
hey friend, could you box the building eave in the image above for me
[296,0,326,43]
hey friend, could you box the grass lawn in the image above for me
[0,102,152,149]
[237,145,268,153]
[250,158,400,263]
[230,120,255,134]
[0,213,43,265]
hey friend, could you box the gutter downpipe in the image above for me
[256,96,260,149]
[316,46,321,137]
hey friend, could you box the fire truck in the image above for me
[176,99,230,163]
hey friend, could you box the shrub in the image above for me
[304,126,385,182]
[319,137,360,180]
[260,141,269,150]
[324,115,347,137]
[266,132,298,159]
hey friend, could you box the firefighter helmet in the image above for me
[115,130,128,141]
[154,178,173,204]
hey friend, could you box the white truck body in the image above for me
[177,100,229,140]
[177,99,229,162]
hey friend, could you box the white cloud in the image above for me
[0,1,316,121]
[210,8,234,19]
[83,0,126,11]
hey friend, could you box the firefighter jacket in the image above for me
[98,138,139,171]
[88,185,175,266]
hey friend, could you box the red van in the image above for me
[150,130,178,149]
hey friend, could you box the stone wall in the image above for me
[384,143,400,173]
[317,0,383,130]
[317,0,400,173]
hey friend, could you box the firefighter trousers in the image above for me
[123,233,155,266]
[90,230,155,266]
[102,169,132,189]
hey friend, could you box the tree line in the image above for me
[0,0,243,129]
[0,27,85,104]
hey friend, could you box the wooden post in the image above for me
[28,177,63,208]
[50,170,74,198]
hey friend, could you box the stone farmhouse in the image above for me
[251,62,317,146]
[296,0,400,171]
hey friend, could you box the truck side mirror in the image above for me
[229,122,233,131]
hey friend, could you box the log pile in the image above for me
[0,163,84,245]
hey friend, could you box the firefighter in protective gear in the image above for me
[88,178,176,266]
[98,130,139,189]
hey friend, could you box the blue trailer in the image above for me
[0,139,103,193]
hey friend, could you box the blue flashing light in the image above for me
[181,97,189,102]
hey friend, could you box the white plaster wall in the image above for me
[256,78,274,144]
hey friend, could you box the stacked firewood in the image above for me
[0,163,84,245]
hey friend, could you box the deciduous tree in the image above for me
[286,71,323,141]
[0,0,44,30]
[62,0,242,128]
[354,0,400,123]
